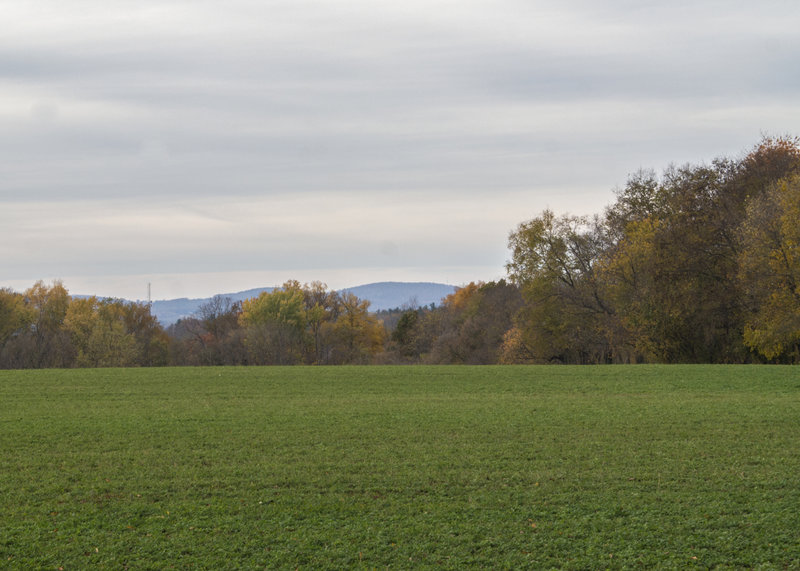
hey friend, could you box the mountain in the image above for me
[149,282,456,326]
[340,282,456,311]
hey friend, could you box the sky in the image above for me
[2,0,799,300]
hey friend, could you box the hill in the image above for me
[149,282,456,325]
[340,282,456,311]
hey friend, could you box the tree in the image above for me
[301,282,339,364]
[0,288,33,368]
[239,283,307,365]
[0,289,30,347]
[330,292,385,364]
[391,310,423,361]
[64,296,99,366]
[84,300,139,367]
[120,300,169,366]
[507,211,613,363]
[738,174,800,360]
[604,169,665,241]
[22,280,72,367]
[188,296,244,365]
[498,326,535,364]
[427,281,522,364]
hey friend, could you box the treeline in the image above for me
[0,277,522,368]
[0,280,387,368]
[168,279,521,365]
[0,282,168,368]
[504,136,800,364]
[2,137,799,367]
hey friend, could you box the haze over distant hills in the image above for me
[148,282,457,326]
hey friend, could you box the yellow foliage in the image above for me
[739,173,800,360]
[443,282,482,312]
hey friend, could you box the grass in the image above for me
[1,365,799,569]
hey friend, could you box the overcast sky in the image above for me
[2,0,799,300]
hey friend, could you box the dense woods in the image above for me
[504,136,800,363]
[2,137,799,367]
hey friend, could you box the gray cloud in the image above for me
[2,0,799,297]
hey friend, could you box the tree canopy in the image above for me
[505,136,800,363]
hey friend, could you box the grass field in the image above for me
[1,365,799,569]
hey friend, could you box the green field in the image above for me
[1,366,799,569]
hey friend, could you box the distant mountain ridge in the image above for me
[147,282,456,326]
[340,282,456,311]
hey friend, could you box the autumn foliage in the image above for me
[504,136,800,363]
[2,137,799,367]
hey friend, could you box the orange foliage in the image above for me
[443,282,483,311]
